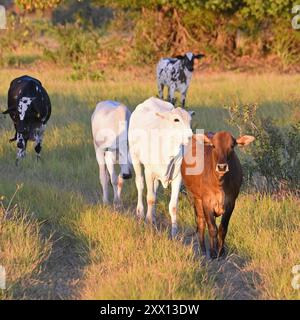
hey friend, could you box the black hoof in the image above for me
[210,250,218,260]
[217,247,226,259]
[35,144,42,154]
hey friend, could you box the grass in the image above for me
[0,190,51,300]
[228,195,300,299]
[0,67,299,299]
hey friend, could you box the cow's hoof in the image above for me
[136,208,144,220]
[217,247,226,259]
[145,216,157,228]
[113,201,122,210]
[171,226,178,240]
[209,250,218,260]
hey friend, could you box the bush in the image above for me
[226,103,300,193]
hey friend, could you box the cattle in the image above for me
[91,100,132,205]
[156,52,205,108]
[181,131,255,258]
[128,97,193,238]
[2,75,51,165]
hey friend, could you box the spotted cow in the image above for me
[2,75,51,164]
[156,52,205,108]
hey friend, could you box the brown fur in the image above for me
[182,131,254,259]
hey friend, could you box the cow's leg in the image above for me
[145,169,157,227]
[133,160,145,219]
[218,204,234,258]
[96,148,109,204]
[204,210,218,259]
[158,83,164,100]
[16,133,26,165]
[194,198,206,256]
[169,85,176,106]
[169,173,182,239]
[180,88,188,108]
[117,175,123,203]
[9,131,17,143]
[34,125,45,161]
[105,151,120,205]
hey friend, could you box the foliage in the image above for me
[15,0,63,11]
[2,0,300,69]
[227,103,300,192]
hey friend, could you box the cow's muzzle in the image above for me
[216,163,229,173]
[122,173,132,180]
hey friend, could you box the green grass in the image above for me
[0,191,51,300]
[0,68,299,299]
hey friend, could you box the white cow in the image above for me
[91,100,132,205]
[128,97,193,238]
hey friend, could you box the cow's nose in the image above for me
[122,173,132,180]
[216,163,229,173]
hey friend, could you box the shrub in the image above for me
[226,103,300,193]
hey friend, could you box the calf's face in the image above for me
[198,131,255,176]
[176,52,205,72]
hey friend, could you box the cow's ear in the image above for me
[194,53,205,59]
[236,135,255,146]
[188,111,195,116]
[156,112,167,119]
[195,133,213,146]
[175,55,184,60]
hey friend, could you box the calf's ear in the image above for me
[236,135,255,146]
[156,112,167,119]
[195,133,213,146]
[194,53,205,59]
[188,110,195,116]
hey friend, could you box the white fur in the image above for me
[128,97,193,237]
[18,97,34,120]
[91,100,131,205]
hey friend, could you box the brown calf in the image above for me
[182,131,255,259]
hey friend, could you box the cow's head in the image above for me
[175,52,205,72]
[156,108,194,158]
[119,144,133,180]
[17,97,36,134]
[197,131,255,176]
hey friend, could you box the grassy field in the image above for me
[0,67,299,300]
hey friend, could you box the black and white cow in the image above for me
[2,75,51,164]
[156,52,205,108]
